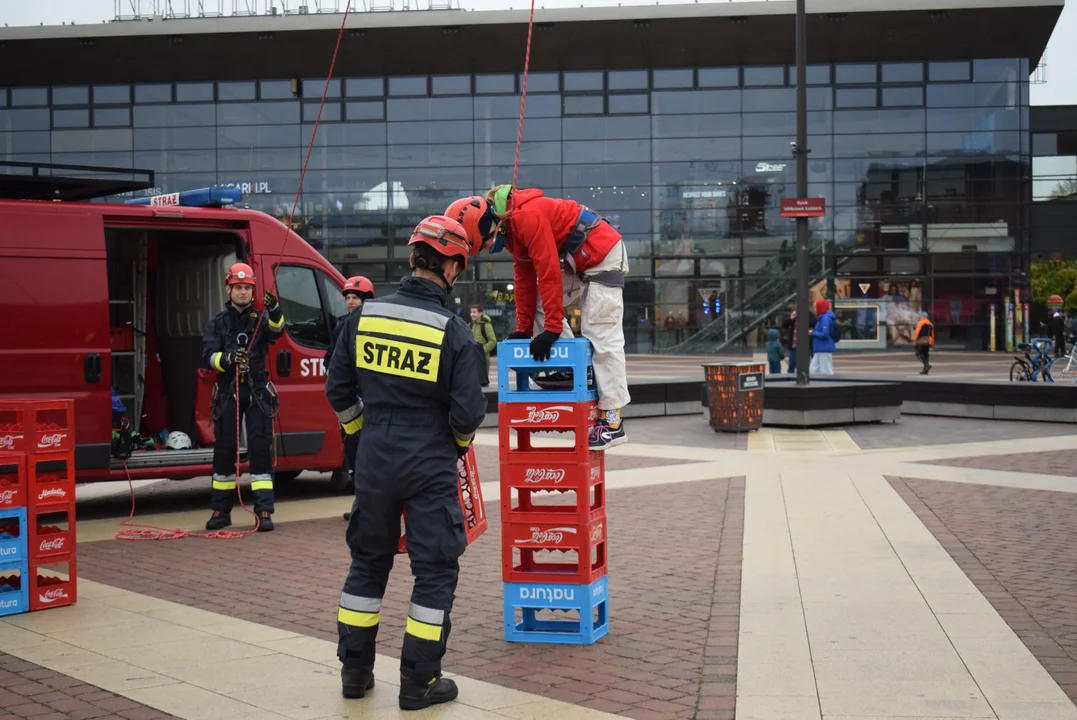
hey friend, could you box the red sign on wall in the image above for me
[780,198,826,217]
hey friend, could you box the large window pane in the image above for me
[834,108,925,134]
[563,115,649,140]
[742,88,794,112]
[974,58,1020,83]
[475,117,560,142]
[520,72,558,92]
[134,103,215,128]
[94,108,131,127]
[218,124,299,148]
[608,70,648,90]
[836,88,877,109]
[0,108,51,131]
[53,109,89,128]
[309,144,386,170]
[651,89,740,114]
[563,72,603,92]
[474,140,561,166]
[882,63,923,83]
[929,61,971,82]
[652,113,741,138]
[926,82,1018,108]
[698,68,738,88]
[474,93,560,119]
[563,163,650,188]
[609,94,648,114]
[386,120,472,144]
[387,96,472,121]
[744,66,785,87]
[175,83,213,102]
[217,82,254,101]
[0,131,50,154]
[52,87,89,106]
[134,149,216,173]
[218,147,299,172]
[304,102,341,122]
[307,123,386,146]
[883,87,923,107]
[389,76,428,96]
[303,78,342,98]
[392,143,473,168]
[833,132,926,157]
[260,80,295,100]
[653,137,739,162]
[835,64,877,84]
[563,139,649,164]
[11,88,47,107]
[216,101,300,125]
[347,101,385,121]
[563,95,603,115]
[432,75,471,95]
[475,74,515,94]
[135,84,172,103]
[276,265,331,349]
[346,78,384,98]
[927,107,1019,132]
[653,69,693,89]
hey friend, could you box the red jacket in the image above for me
[505,189,622,335]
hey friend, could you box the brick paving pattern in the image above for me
[844,416,1074,450]
[920,448,1077,477]
[78,477,745,720]
[76,446,699,520]
[0,652,178,720]
[890,476,1077,704]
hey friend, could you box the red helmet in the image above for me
[408,215,476,270]
[225,262,256,286]
[445,196,493,255]
[342,276,375,298]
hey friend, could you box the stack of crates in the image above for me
[497,339,609,645]
[0,399,78,616]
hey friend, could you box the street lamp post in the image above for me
[793,0,811,385]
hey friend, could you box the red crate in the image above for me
[27,452,75,508]
[502,519,607,584]
[29,553,77,611]
[29,505,75,559]
[0,454,27,510]
[498,401,598,465]
[501,455,605,524]
[0,403,28,454]
[396,445,487,554]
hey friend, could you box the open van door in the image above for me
[0,205,113,473]
[268,259,349,474]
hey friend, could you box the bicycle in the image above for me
[1010,340,1054,382]
[1049,336,1077,384]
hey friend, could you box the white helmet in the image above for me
[165,431,192,450]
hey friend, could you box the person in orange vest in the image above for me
[445,187,630,451]
[913,311,934,375]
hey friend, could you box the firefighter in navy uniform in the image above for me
[202,262,285,532]
[325,276,375,522]
[324,215,486,711]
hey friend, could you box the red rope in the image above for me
[113,5,353,542]
[509,0,537,214]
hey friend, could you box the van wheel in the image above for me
[329,467,353,494]
[275,471,301,484]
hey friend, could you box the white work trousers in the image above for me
[532,241,631,411]
[809,351,834,376]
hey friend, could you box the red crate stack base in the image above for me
[30,505,75,559]
[29,553,77,611]
[503,518,607,584]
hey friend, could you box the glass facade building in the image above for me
[0,56,1034,353]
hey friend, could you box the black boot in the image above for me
[399,675,458,711]
[256,510,274,532]
[341,667,375,699]
[343,511,351,521]
[205,511,231,531]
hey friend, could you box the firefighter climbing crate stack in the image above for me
[0,398,78,616]
[497,338,609,644]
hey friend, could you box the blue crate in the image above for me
[503,576,609,645]
[496,339,598,404]
[0,507,27,567]
[0,560,28,617]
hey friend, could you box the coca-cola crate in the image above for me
[28,452,75,509]
[0,508,27,566]
[395,446,487,554]
[29,505,75,559]
[0,454,27,510]
[501,454,604,523]
[0,561,29,617]
[498,401,598,465]
[29,553,76,611]
[0,403,28,453]
[502,519,607,584]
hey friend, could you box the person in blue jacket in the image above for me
[765,328,785,374]
[810,298,838,376]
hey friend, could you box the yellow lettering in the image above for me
[356,335,440,382]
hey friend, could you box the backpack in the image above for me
[829,317,842,343]
[483,321,498,357]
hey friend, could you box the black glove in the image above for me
[263,290,279,312]
[529,330,561,362]
[455,441,471,459]
[227,348,249,368]
[507,331,530,340]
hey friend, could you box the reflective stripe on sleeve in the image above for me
[451,427,474,448]
[338,607,380,628]
[211,352,225,372]
[268,314,284,330]
[334,402,363,424]
[340,593,382,613]
[250,474,273,492]
[405,603,445,641]
[212,474,236,491]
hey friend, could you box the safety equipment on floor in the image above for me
[225,262,256,286]
[342,276,376,298]
[408,215,476,270]
[529,330,561,362]
[165,431,192,450]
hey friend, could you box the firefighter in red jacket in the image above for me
[446,186,630,450]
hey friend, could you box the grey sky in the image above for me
[0,0,1073,106]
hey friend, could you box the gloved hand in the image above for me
[227,347,249,368]
[263,290,279,312]
[507,331,531,340]
[529,330,561,362]
[455,441,472,459]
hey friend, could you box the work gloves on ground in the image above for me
[529,330,561,362]
[263,290,280,313]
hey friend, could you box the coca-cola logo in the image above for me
[590,465,600,481]
[37,433,65,449]
[38,538,66,552]
[511,405,572,424]
[0,489,16,504]
[39,587,69,603]
[524,468,566,484]
[37,487,67,501]
[590,523,604,543]
[0,434,22,449]
[516,526,577,545]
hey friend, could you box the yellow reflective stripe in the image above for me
[341,417,363,435]
[250,480,273,491]
[358,316,444,346]
[356,336,441,383]
[268,314,284,330]
[406,617,443,642]
[338,607,380,628]
[454,435,471,448]
[211,352,225,372]
[212,480,236,491]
